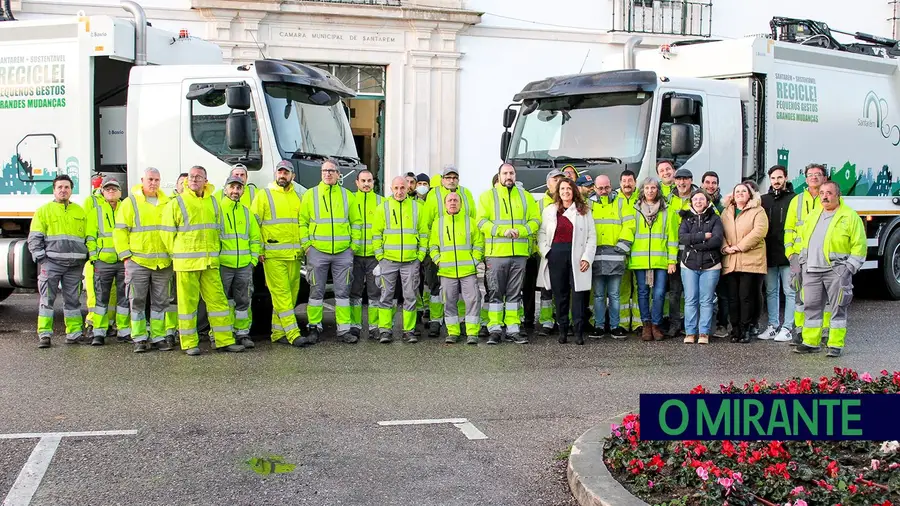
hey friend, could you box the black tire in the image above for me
[880,228,900,300]
[0,287,13,304]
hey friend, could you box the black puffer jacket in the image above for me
[678,205,724,271]
[760,181,795,267]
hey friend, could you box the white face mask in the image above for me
[416,186,429,196]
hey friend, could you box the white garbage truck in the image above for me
[500,17,900,299]
[0,2,364,302]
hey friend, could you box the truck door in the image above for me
[653,91,708,176]
[181,80,264,186]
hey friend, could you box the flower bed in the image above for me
[602,368,900,506]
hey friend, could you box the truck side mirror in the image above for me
[503,108,517,129]
[226,112,252,151]
[226,84,251,111]
[670,97,694,118]
[670,124,693,156]
[500,131,512,161]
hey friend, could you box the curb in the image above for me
[567,414,648,506]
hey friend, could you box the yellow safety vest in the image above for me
[28,200,88,266]
[86,196,120,264]
[798,200,867,273]
[299,181,355,254]
[161,183,222,272]
[623,200,677,270]
[252,182,303,260]
[477,184,540,257]
[113,185,172,270]
[373,197,427,263]
[351,191,383,257]
[784,189,821,258]
[430,209,484,278]
[220,197,261,269]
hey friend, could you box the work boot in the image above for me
[404,332,417,343]
[611,327,627,339]
[292,336,311,347]
[343,333,359,344]
[479,326,489,338]
[537,326,551,337]
[107,325,118,338]
[349,327,361,340]
[558,324,568,344]
[133,341,149,353]
[38,336,51,348]
[428,322,440,338]
[738,329,752,344]
[221,343,245,353]
[666,319,683,338]
[466,336,478,345]
[486,332,500,345]
[445,335,456,344]
[153,340,173,351]
[713,325,730,338]
[91,335,105,346]
[119,333,134,344]
[789,328,803,347]
[698,334,709,345]
[185,347,201,356]
[379,331,392,344]
[84,325,93,339]
[651,324,664,341]
[826,347,842,358]
[793,343,821,354]
[641,324,653,342]
[65,334,82,345]
[512,333,529,345]
[240,337,255,349]
[574,324,584,346]
[683,334,696,344]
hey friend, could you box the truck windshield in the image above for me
[508,91,652,165]
[263,83,359,161]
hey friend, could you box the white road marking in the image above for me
[0,430,138,440]
[1,430,138,505]
[377,418,487,440]
[2,436,61,506]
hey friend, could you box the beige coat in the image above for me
[721,192,769,275]
[537,203,597,292]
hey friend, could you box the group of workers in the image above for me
[27,157,864,356]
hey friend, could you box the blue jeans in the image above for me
[681,267,721,335]
[766,266,795,329]
[592,275,622,329]
[635,269,667,325]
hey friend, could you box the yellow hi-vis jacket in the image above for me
[422,185,477,233]
[114,185,172,270]
[784,189,821,259]
[430,209,484,278]
[351,190,383,257]
[299,181,359,254]
[373,197,428,263]
[160,183,222,272]
[667,186,698,261]
[220,196,261,269]
[531,192,555,255]
[623,199,678,270]
[252,182,302,260]
[798,199,867,274]
[86,197,120,264]
[592,195,632,275]
[28,200,88,267]
[477,184,540,257]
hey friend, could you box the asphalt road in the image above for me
[1,291,898,506]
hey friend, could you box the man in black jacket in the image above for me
[759,165,796,342]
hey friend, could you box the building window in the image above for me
[306,63,387,97]
[613,0,712,37]
[190,87,262,170]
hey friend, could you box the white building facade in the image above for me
[6,0,898,194]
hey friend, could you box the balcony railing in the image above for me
[613,0,712,37]
[297,0,401,5]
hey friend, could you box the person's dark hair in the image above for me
[656,159,675,171]
[189,165,207,176]
[554,178,588,215]
[491,173,499,186]
[406,172,416,178]
[821,180,842,197]
[804,163,827,176]
[743,180,760,193]
[357,169,373,180]
[498,163,515,174]
[767,165,787,178]
[701,171,719,184]
[620,169,636,181]
[53,174,73,189]
[731,182,754,207]
[178,172,188,179]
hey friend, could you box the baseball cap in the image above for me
[545,169,563,182]
[275,160,294,172]
[224,176,244,187]
[416,173,430,183]
[674,168,693,179]
[101,177,120,189]
[441,165,459,177]
[576,174,593,187]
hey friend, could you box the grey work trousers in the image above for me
[351,256,383,331]
[378,259,420,317]
[125,261,173,343]
[93,260,129,338]
[424,254,442,323]
[485,256,527,334]
[221,265,253,338]
[306,247,353,335]
[441,275,481,336]
[801,268,851,348]
[37,259,85,339]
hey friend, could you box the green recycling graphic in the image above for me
[779,147,899,196]
[0,154,80,195]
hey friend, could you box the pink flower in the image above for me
[696,467,709,480]
[717,477,734,489]
[648,480,654,488]
[889,462,900,470]
[733,472,743,484]
[861,372,874,383]
[790,486,805,496]
[871,459,880,470]
[794,500,808,506]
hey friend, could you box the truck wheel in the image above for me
[881,228,900,300]
[0,287,13,304]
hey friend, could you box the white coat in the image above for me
[537,203,597,292]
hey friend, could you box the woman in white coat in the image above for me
[537,178,597,345]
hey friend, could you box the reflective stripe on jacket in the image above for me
[798,199,866,274]
[252,183,302,260]
[373,197,427,263]
[477,185,540,257]
[28,200,88,267]
[299,181,357,254]
[623,199,677,270]
[351,191,383,257]
[430,210,484,278]
[422,185,477,233]
[160,183,222,272]
[592,196,632,275]
[784,190,820,259]
[220,197,261,269]
[86,195,120,264]
[113,185,173,270]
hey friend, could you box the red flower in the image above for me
[627,458,644,474]
[847,484,858,493]
[694,443,708,456]
[767,441,790,459]
[826,460,839,478]
[748,450,762,465]
[648,454,665,471]
[763,462,790,479]
[690,384,708,394]
[721,441,736,457]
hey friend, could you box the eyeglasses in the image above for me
[188,175,206,181]
[321,169,339,174]
[806,172,824,178]
[596,185,611,190]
